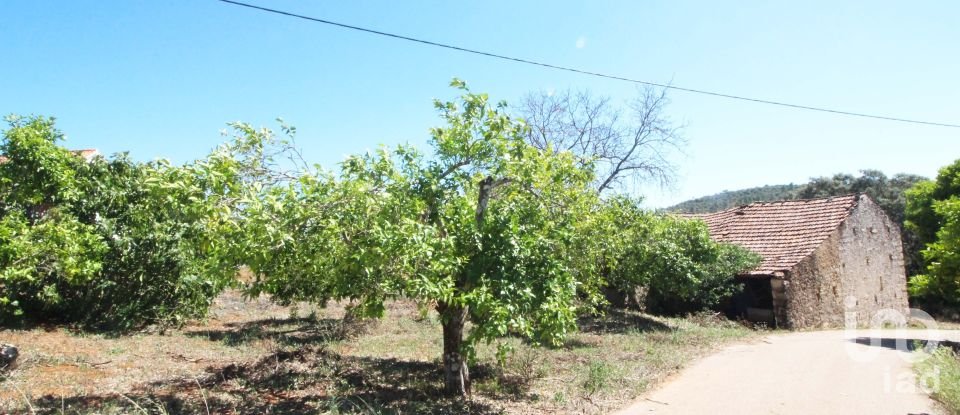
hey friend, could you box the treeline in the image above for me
[667,184,803,214]
[0,82,758,395]
[668,172,927,218]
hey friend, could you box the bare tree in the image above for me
[520,86,685,194]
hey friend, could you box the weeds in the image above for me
[194,378,211,415]
[583,360,615,396]
[915,346,960,413]
[118,394,153,415]
[12,383,36,415]
[323,395,387,414]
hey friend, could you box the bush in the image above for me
[915,347,960,413]
[595,197,760,314]
[0,210,105,318]
[0,115,242,329]
[906,159,960,311]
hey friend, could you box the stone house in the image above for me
[694,194,908,329]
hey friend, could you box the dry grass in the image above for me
[0,291,757,414]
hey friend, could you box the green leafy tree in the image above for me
[0,115,105,322]
[0,115,244,328]
[240,81,601,395]
[909,198,960,309]
[907,180,940,246]
[796,169,927,225]
[906,159,960,309]
[0,210,105,317]
[0,116,83,221]
[597,197,760,313]
[906,160,960,247]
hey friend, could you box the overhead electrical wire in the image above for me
[218,0,960,129]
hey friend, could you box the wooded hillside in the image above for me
[667,184,802,213]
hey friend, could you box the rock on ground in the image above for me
[1,344,19,372]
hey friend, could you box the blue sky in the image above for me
[2,1,958,207]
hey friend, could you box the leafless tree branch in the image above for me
[519,86,684,194]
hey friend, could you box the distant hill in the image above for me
[667,184,802,213]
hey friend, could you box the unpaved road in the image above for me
[616,329,957,415]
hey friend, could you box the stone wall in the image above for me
[777,195,908,329]
[780,231,844,328]
[836,195,909,326]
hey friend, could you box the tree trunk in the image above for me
[438,301,470,396]
[432,175,503,396]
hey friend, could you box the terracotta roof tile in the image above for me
[75,149,99,159]
[687,194,860,277]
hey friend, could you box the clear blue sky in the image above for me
[2,1,958,207]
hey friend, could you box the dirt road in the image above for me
[616,329,954,415]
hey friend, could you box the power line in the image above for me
[218,0,960,129]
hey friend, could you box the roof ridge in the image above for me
[744,193,859,206]
[695,194,863,276]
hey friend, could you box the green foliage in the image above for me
[907,180,941,247]
[239,81,601,361]
[671,170,927,222]
[0,116,81,213]
[907,160,960,247]
[1,83,775,398]
[0,210,105,316]
[797,169,927,225]
[907,160,960,309]
[582,360,616,395]
[0,115,243,329]
[596,197,760,314]
[915,347,960,413]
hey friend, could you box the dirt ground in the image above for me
[0,291,756,414]
[0,292,298,408]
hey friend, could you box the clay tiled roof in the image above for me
[689,194,861,277]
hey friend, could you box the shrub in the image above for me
[0,210,105,318]
[906,159,960,311]
[594,197,760,314]
[915,347,960,413]
[0,115,242,329]
[583,360,616,395]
